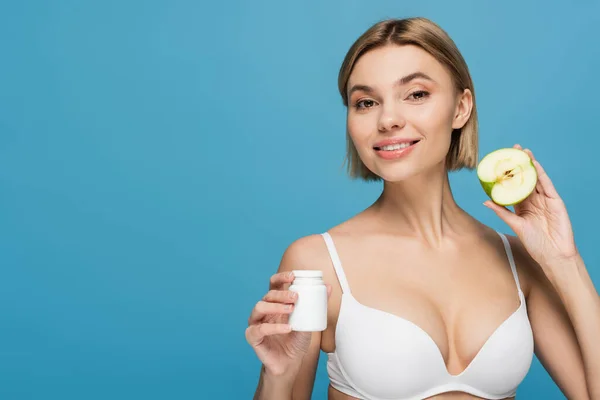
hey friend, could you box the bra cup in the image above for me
[335,297,449,398]
[458,306,534,396]
[330,293,534,399]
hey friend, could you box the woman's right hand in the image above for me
[245,271,331,378]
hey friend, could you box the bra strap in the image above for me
[497,231,524,298]
[321,232,351,294]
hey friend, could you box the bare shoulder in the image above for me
[279,234,334,276]
[278,209,369,271]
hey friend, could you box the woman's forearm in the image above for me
[547,255,600,399]
[253,365,295,400]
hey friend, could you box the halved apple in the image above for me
[477,148,538,206]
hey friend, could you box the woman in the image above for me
[245,17,600,400]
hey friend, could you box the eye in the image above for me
[407,90,430,101]
[355,99,377,110]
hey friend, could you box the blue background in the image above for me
[1,1,598,399]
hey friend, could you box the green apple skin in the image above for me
[478,158,537,207]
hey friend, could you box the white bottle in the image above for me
[288,270,328,332]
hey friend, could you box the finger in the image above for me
[263,289,298,304]
[326,283,332,299]
[248,301,294,325]
[533,160,559,199]
[483,200,524,234]
[513,143,522,150]
[245,323,292,346]
[534,176,546,197]
[523,148,536,162]
[269,271,295,290]
[519,148,547,196]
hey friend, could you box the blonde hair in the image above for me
[338,17,479,181]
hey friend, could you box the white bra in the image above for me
[321,231,534,400]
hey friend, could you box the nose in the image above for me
[377,104,405,132]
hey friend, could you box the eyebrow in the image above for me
[347,72,435,97]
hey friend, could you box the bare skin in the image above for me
[247,44,591,400]
[322,213,523,400]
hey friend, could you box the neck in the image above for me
[371,162,468,246]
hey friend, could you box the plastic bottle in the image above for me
[288,270,328,332]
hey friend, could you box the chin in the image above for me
[367,157,447,182]
[369,164,422,183]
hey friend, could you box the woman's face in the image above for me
[346,44,471,182]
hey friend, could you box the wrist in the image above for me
[258,364,300,400]
[543,253,583,281]
[543,254,589,301]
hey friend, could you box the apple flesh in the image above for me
[477,148,538,206]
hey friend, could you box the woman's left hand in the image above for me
[484,144,579,270]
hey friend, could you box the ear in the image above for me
[451,88,473,130]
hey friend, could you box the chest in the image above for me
[321,237,525,375]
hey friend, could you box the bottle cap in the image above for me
[292,270,323,278]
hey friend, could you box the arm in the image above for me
[484,146,599,398]
[514,239,594,399]
[539,254,600,399]
[254,331,322,400]
[252,235,331,400]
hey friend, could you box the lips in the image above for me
[373,139,420,160]
[373,138,421,150]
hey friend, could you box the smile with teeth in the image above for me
[375,141,419,151]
